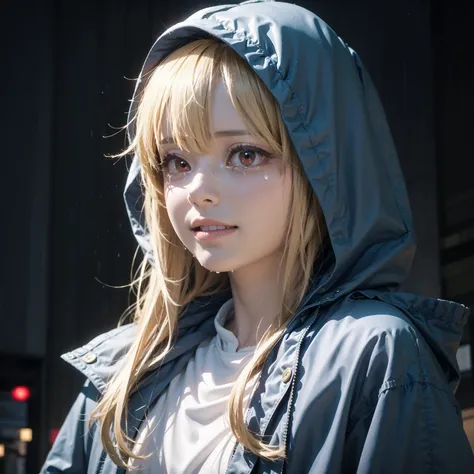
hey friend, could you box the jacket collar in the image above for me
[61,292,231,393]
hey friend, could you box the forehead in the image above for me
[210,80,247,133]
[159,79,249,141]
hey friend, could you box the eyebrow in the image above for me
[159,130,250,145]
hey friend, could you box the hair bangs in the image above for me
[135,38,292,179]
[137,41,220,169]
[218,47,290,160]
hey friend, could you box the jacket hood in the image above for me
[118,0,469,388]
[125,0,414,297]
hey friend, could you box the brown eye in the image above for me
[238,150,257,166]
[227,145,271,170]
[162,155,191,175]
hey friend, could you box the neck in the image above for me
[227,253,285,349]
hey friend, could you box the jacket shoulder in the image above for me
[61,323,137,393]
[310,298,448,391]
[325,297,417,338]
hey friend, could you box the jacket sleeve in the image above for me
[40,380,100,473]
[343,370,474,473]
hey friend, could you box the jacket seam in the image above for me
[413,307,467,328]
[353,291,468,327]
[412,331,434,470]
[348,320,458,453]
[347,380,459,440]
[255,340,297,437]
[377,378,452,400]
[72,324,134,356]
[62,356,108,393]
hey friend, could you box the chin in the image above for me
[195,252,240,274]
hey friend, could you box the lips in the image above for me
[191,224,238,241]
[194,225,237,231]
[190,218,237,230]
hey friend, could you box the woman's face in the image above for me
[161,80,293,273]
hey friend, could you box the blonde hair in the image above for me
[91,38,325,468]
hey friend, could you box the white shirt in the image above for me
[130,299,256,473]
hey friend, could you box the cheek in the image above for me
[268,175,292,225]
[240,173,292,227]
[164,187,188,231]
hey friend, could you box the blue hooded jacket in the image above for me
[41,1,474,473]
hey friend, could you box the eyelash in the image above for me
[160,144,273,176]
[227,144,273,172]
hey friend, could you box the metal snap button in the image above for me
[82,352,97,364]
[282,367,293,383]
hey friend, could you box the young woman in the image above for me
[41,1,474,473]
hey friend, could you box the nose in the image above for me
[187,170,220,208]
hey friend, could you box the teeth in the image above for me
[199,225,233,231]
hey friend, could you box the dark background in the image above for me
[0,0,473,472]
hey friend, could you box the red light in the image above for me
[11,386,30,402]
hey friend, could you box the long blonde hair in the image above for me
[91,38,324,468]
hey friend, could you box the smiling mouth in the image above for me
[192,225,238,241]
